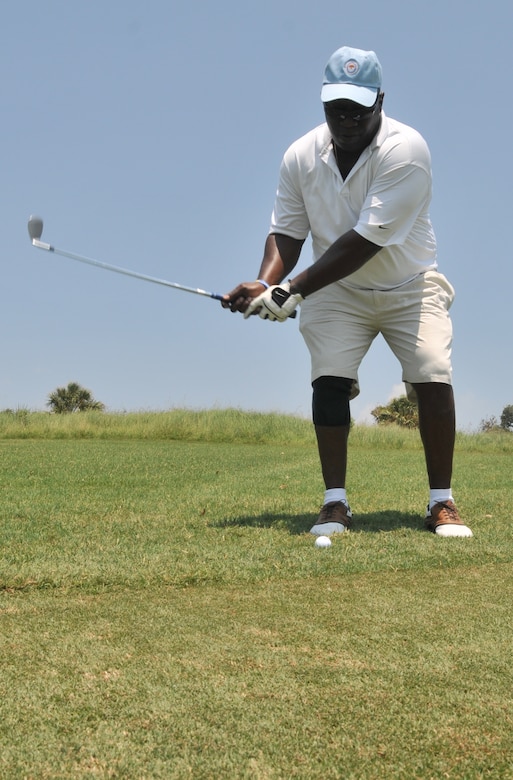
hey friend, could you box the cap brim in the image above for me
[321,83,378,106]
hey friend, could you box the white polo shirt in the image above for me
[270,113,437,290]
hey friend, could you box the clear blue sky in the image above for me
[2,0,511,430]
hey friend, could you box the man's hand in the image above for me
[244,282,304,322]
[221,281,274,313]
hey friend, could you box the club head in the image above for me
[28,215,44,241]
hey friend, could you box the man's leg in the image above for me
[309,376,353,535]
[314,424,350,488]
[413,381,455,488]
[413,381,472,537]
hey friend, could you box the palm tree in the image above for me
[47,382,105,414]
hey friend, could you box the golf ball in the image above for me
[315,535,332,548]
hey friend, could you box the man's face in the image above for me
[324,93,384,153]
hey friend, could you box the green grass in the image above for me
[0,408,316,444]
[1,411,513,778]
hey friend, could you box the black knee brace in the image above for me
[312,376,353,426]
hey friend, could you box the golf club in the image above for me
[27,215,225,301]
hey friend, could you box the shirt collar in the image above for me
[372,111,388,148]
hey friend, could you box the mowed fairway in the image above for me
[1,412,512,779]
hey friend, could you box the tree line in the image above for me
[43,382,513,432]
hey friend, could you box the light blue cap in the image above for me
[321,46,382,106]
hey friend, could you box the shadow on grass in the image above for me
[212,510,424,536]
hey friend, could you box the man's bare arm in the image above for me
[289,230,380,298]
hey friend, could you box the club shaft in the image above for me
[31,239,224,300]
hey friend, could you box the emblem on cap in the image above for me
[343,59,359,78]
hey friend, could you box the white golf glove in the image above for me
[244,282,304,322]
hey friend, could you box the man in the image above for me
[223,46,472,538]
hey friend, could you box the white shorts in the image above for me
[299,271,455,401]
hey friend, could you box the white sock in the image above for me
[429,489,453,511]
[324,488,348,506]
